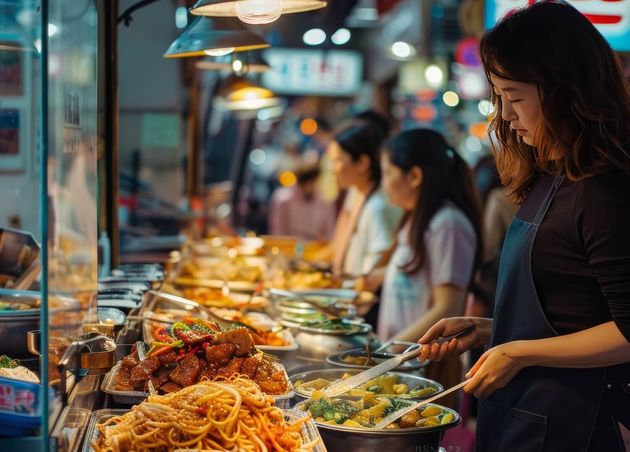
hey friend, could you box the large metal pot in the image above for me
[294,400,461,452]
[292,321,373,362]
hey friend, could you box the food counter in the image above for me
[1,234,461,451]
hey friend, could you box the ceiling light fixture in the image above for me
[164,17,268,59]
[303,28,326,46]
[218,76,281,111]
[195,51,270,73]
[191,0,327,25]
[331,28,351,45]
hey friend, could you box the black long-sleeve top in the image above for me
[520,171,630,342]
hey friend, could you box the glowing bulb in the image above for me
[425,64,443,88]
[391,41,412,58]
[249,148,266,166]
[303,28,326,46]
[235,0,282,25]
[478,100,494,116]
[331,28,351,45]
[443,91,460,107]
[204,47,235,57]
[232,59,244,72]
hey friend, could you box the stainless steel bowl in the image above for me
[0,290,40,358]
[293,324,373,361]
[290,368,443,401]
[294,400,461,452]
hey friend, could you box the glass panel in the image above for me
[46,0,98,441]
[0,0,43,445]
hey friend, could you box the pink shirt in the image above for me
[269,186,336,241]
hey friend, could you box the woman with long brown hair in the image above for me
[417,2,630,450]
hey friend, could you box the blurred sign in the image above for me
[141,113,180,149]
[485,0,630,51]
[262,49,363,96]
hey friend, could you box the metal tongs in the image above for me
[373,379,471,429]
[323,325,475,398]
[269,288,345,319]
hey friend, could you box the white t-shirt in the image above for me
[342,189,402,276]
[377,204,477,341]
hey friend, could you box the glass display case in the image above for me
[0,1,100,450]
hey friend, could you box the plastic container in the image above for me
[0,376,54,437]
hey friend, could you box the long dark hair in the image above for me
[480,1,630,203]
[383,129,483,275]
[334,122,385,184]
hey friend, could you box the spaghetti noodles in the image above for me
[94,375,319,452]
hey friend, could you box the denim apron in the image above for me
[476,175,627,451]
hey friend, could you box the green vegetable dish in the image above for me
[294,373,438,398]
[302,394,456,429]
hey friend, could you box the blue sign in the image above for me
[485,0,630,52]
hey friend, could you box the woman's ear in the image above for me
[409,166,423,189]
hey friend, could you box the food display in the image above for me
[293,372,439,399]
[179,256,264,283]
[179,287,268,309]
[93,376,320,452]
[268,270,341,291]
[0,355,39,383]
[144,312,293,348]
[113,318,289,396]
[298,319,371,336]
[300,394,456,429]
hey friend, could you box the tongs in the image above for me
[145,290,273,337]
[269,288,345,319]
[323,325,474,398]
[373,379,470,429]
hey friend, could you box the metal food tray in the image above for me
[83,408,326,452]
[101,359,296,407]
[298,321,372,336]
[326,342,426,371]
[141,308,299,354]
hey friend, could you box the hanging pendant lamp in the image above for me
[195,51,270,73]
[164,16,269,59]
[217,75,281,111]
[190,0,327,25]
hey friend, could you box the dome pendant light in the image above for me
[191,0,327,25]
[164,16,269,59]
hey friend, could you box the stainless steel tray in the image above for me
[298,320,372,336]
[101,359,296,407]
[82,408,327,452]
[326,346,425,371]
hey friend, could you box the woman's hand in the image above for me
[355,269,384,293]
[464,341,528,398]
[418,317,493,362]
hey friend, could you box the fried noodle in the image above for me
[93,375,318,452]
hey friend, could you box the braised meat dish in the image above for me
[113,318,288,395]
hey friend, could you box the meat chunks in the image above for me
[130,355,160,382]
[215,328,255,356]
[205,343,236,366]
[169,354,202,387]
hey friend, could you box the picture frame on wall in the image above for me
[0,48,24,96]
[0,38,32,173]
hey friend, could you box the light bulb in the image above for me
[204,47,235,56]
[235,0,282,25]
[232,59,244,72]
